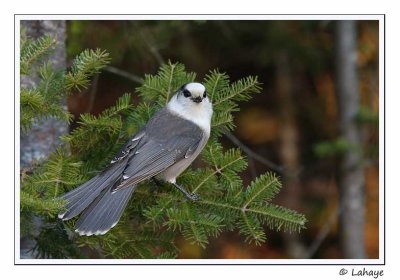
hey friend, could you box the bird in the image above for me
[58,82,213,236]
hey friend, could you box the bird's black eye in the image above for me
[183,89,191,98]
[203,91,207,98]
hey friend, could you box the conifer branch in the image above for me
[137,61,196,106]
[204,70,230,101]
[20,88,72,132]
[20,56,307,258]
[192,153,244,193]
[20,34,57,75]
[20,192,64,218]
[165,62,176,104]
[242,172,281,208]
[239,211,266,244]
[65,49,111,91]
[213,76,262,106]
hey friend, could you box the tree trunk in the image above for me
[335,20,366,259]
[275,51,306,258]
[20,20,67,258]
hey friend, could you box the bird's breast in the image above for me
[158,132,209,183]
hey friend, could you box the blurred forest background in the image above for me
[21,19,380,259]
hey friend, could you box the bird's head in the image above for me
[168,82,213,132]
[176,82,209,104]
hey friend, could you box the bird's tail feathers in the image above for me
[74,185,135,236]
[58,159,128,221]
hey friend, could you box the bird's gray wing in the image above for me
[109,130,145,165]
[111,108,204,191]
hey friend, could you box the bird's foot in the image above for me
[171,182,200,202]
[187,192,200,201]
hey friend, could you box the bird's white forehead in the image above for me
[185,82,206,96]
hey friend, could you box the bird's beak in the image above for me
[191,96,203,103]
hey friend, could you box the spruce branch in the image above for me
[20,192,64,218]
[60,93,134,164]
[213,76,262,106]
[239,211,266,245]
[37,62,66,101]
[248,203,307,232]
[20,34,57,75]
[242,172,282,208]
[205,72,261,136]
[138,61,196,106]
[65,48,111,91]
[21,148,85,215]
[20,88,72,133]
[20,34,110,135]
[203,70,230,101]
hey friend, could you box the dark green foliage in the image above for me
[20,34,306,258]
[32,221,83,259]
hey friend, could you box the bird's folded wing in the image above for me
[111,107,205,192]
[111,136,201,191]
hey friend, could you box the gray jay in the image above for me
[58,82,213,236]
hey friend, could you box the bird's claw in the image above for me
[188,193,200,201]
